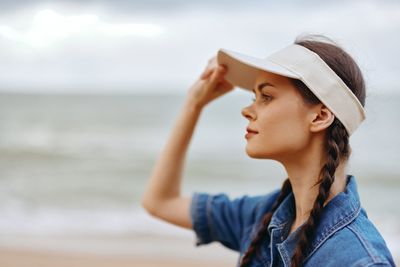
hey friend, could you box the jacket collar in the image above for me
[267,174,361,266]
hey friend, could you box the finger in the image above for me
[200,57,218,79]
[217,81,234,92]
[200,67,213,80]
[207,65,227,86]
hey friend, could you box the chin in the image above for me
[245,146,274,159]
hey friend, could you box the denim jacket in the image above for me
[190,174,396,266]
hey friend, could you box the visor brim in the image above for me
[217,48,300,91]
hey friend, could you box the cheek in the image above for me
[263,116,305,147]
[277,123,308,150]
[257,110,308,152]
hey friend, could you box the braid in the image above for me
[239,178,292,267]
[290,118,349,267]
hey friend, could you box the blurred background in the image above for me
[0,0,399,266]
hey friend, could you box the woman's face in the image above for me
[241,70,314,162]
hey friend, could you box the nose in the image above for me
[241,105,256,120]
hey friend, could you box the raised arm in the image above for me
[141,56,234,229]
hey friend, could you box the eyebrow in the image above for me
[252,82,276,94]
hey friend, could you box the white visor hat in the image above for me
[217,44,366,136]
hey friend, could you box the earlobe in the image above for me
[309,104,335,133]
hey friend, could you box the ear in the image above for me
[309,103,335,134]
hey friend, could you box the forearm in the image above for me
[141,97,203,212]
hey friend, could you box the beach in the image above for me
[0,248,233,267]
[0,232,238,267]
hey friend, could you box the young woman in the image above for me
[141,34,396,266]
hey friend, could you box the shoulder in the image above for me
[191,188,281,228]
[189,188,281,250]
[344,208,395,266]
[307,207,395,266]
[252,188,282,216]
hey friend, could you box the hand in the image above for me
[186,56,234,109]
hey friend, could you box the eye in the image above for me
[262,94,272,101]
[252,94,272,102]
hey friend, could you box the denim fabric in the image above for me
[190,175,396,266]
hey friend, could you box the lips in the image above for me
[246,127,259,134]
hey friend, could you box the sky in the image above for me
[0,0,399,94]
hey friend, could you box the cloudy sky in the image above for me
[0,0,399,94]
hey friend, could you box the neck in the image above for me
[279,136,348,233]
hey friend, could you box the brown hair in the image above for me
[239,34,366,267]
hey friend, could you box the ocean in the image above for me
[0,91,399,261]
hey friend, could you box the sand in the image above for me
[0,233,238,267]
[0,248,233,267]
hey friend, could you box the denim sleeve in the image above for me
[189,191,276,251]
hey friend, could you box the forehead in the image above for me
[255,70,289,85]
[253,70,304,98]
